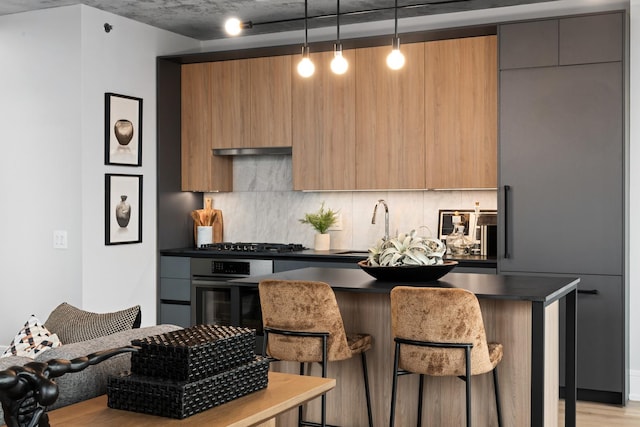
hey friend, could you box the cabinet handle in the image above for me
[578,289,599,295]
[504,185,511,259]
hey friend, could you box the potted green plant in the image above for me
[299,202,339,250]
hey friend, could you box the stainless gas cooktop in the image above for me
[198,242,306,253]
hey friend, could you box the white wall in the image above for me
[0,5,197,345]
[0,7,84,342]
[76,6,196,321]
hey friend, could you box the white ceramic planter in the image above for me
[314,233,330,251]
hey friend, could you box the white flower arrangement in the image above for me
[366,230,446,267]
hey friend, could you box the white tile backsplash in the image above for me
[206,156,497,249]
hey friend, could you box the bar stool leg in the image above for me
[417,374,424,427]
[299,362,305,427]
[321,335,327,427]
[465,347,472,427]
[390,341,401,427]
[360,352,373,427]
[493,368,503,427]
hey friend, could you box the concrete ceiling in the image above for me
[0,0,560,41]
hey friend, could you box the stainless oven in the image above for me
[190,258,273,349]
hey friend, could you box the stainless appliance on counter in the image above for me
[190,243,306,350]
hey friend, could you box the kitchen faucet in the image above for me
[371,199,390,240]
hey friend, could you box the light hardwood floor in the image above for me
[559,400,640,426]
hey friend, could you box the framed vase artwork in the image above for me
[105,92,142,166]
[105,174,143,245]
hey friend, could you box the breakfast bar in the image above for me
[233,267,578,427]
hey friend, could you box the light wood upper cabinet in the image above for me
[212,56,291,149]
[180,36,497,192]
[181,63,232,192]
[424,36,497,189]
[355,44,426,190]
[210,59,250,149]
[249,56,292,148]
[292,50,356,190]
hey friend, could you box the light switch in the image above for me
[53,230,68,249]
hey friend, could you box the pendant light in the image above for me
[297,0,315,78]
[386,0,405,70]
[330,0,348,75]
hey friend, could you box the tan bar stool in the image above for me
[389,286,503,427]
[258,279,373,427]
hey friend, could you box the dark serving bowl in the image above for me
[357,260,458,282]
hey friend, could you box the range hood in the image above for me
[212,147,292,156]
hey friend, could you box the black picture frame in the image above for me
[105,92,143,166]
[105,174,143,245]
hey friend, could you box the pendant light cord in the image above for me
[394,0,399,38]
[304,0,309,47]
[336,0,341,43]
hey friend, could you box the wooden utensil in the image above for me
[201,197,215,226]
[191,210,202,226]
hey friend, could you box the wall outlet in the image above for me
[53,230,68,249]
[328,213,343,231]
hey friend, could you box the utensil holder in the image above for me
[196,226,213,247]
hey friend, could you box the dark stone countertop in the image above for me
[231,267,578,304]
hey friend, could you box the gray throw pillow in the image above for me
[44,302,141,344]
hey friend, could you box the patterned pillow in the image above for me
[1,315,62,358]
[44,303,141,344]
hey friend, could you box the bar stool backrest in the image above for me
[390,286,495,376]
[259,280,352,362]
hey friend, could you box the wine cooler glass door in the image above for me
[192,280,232,326]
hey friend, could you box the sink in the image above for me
[335,250,369,255]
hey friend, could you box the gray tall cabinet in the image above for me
[498,12,627,404]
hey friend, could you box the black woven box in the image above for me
[107,356,269,419]
[130,324,255,382]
